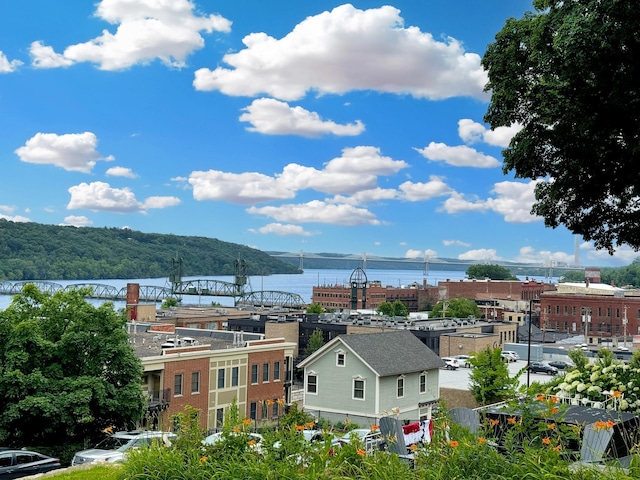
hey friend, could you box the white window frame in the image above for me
[419,371,427,394]
[353,375,365,401]
[306,371,318,395]
[335,349,346,367]
[397,375,405,398]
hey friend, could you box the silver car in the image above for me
[72,430,175,465]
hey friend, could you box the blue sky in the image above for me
[0,1,635,268]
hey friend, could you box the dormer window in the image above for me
[335,349,346,367]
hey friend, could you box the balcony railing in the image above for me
[146,388,171,412]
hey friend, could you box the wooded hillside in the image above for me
[0,220,300,280]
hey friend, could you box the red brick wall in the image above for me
[162,356,210,430]
[246,350,286,420]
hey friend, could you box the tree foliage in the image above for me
[483,0,640,253]
[466,264,517,280]
[304,328,325,356]
[0,284,145,448]
[0,219,300,280]
[431,298,481,319]
[469,347,519,405]
[376,300,409,318]
[306,303,324,314]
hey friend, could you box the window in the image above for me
[306,373,317,394]
[216,408,224,428]
[273,361,280,381]
[263,362,270,382]
[174,374,183,397]
[251,364,258,384]
[232,366,239,387]
[419,372,427,394]
[191,371,200,394]
[272,399,279,417]
[218,368,225,389]
[397,376,405,398]
[353,378,365,400]
[250,402,257,420]
[336,352,345,366]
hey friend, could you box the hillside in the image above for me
[0,220,300,281]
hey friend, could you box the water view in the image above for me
[0,268,556,311]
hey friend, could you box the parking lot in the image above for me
[438,360,558,391]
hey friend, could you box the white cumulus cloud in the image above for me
[405,248,437,259]
[187,146,407,203]
[399,176,453,201]
[194,4,487,101]
[31,0,231,71]
[247,200,380,226]
[239,98,364,137]
[458,119,522,148]
[515,246,575,266]
[61,215,93,227]
[15,132,113,173]
[443,239,471,247]
[0,50,24,72]
[458,248,500,261]
[67,181,180,213]
[414,142,500,168]
[106,166,137,178]
[249,223,315,236]
[441,180,539,223]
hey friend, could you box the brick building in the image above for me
[130,323,296,432]
[539,282,640,346]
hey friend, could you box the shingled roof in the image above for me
[303,330,444,377]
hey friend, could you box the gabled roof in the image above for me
[299,330,444,376]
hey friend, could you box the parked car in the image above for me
[72,430,176,465]
[203,431,264,453]
[453,355,474,368]
[528,362,558,375]
[273,429,324,453]
[0,449,62,479]
[548,360,573,370]
[332,429,384,453]
[441,357,460,370]
[501,351,519,362]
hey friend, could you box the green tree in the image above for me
[306,303,324,314]
[0,284,145,448]
[469,347,519,405]
[483,0,640,253]
[376,300,409,318]
[466,264,517,280]
[304,328,324,356]
[431,298,481,319]
[161,297,179,309]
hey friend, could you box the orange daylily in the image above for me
[547,423,555,430]
[535,394,546,401]
[370,425,380,431]
[357,449,366,457]
[242,419,251,426]
[542,437,551,445]
[507,417,517,424]
[295,425,304,431]
[478,437,486,445]
[611,390,622,398]
[448,441,459,448]
[489,419,499,426]
[553,445,562,452]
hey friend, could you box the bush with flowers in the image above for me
[543,349,640,412]
[117,395,640,480]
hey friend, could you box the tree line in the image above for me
[0,219,300,280]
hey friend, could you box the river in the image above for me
[0,268,556,311]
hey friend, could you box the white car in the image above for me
[501,351,518,362]
[332,429,383,453]
[203,431,264,453]
[72,430,175,465]
[453,355,474,368]
[441,357,460,370]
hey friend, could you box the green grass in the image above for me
[42,465,121,480]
